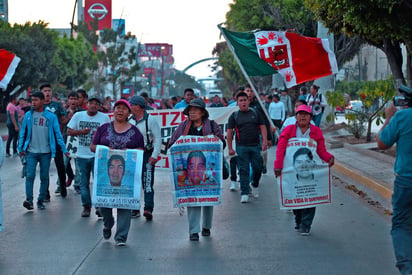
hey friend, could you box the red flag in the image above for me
[0,49,21,89]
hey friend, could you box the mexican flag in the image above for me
[220,27,338,88]
[0,49,21,89]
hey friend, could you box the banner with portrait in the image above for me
[92,145,143,210]
[277,138,332,210]
[66,135,78,159]
[169,135,223,207]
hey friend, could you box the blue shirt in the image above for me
[379,108,412,177]
[174,100,188,109]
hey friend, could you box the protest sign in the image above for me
[277,138,332,209]
[92,145,143,209]
[169,135,223,207]
[66,135,78,159]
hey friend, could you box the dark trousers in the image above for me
[142,151,155,211]
[6,124,18,154]
[293,207,316,230]
[230,156,238,182]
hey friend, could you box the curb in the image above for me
[333,161,393,200]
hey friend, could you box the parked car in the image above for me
[345,100,364,114]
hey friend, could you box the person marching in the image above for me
[128,95,161,220]
[168,98,225,241]
[306,85,327,127]
[90,99,144,246]
[274,105,334,235]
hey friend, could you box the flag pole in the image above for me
[218,24,276,131]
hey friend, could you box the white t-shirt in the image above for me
[67,111,110,158]
[268,101,285,120]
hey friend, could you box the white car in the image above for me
[345,100,364,114]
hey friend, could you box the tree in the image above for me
[215,0,362,93]
[305,0,412,87]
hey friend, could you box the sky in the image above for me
[7,0,234,80]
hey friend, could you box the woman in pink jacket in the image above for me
[274,105,334,235]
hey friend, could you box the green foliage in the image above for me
[326,79,396,140]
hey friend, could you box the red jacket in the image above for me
[274,123,334,169]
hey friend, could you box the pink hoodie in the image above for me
[274,123,334,169]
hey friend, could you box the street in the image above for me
[0,146,398,275]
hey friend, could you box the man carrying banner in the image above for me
[168,98,225,241]
[274,105,334,235]
[129,95,161,220]
[67,96,110,217]
[227,91,268,203]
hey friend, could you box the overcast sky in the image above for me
[8,0,233,79]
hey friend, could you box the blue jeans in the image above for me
[312,112,323,127]
[236,145,263,195]
[25,152,51,203]
[76,158,94,207]
[391,176,412,274]
[142,151,155,212]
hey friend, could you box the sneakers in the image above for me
[23,200,34,210]
[300,228,310,236]
[81,206,91,217]
[66,177,74,187]
[240,195,249,203]
[294,224,300,232]
[55,186,61,195]
[262,167,267,174]
[116,241,126,246]
[250,183,259,198]
[6,153,11,158]
[43,195,51,203]
[230,181,237,191]
[143,210,153,221]
[201,228,211,237]
[131,210,141,218]
[13,152,19,157]
[190,233,199,241]
[103,227,111,240]
[95,208,103,219]
[37,201,46,210]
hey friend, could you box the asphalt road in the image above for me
[0,146,398,275]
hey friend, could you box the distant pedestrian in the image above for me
[6,95,19,157]
[377,85,412,274]
[268,94,285,129]
[174,88,195,109]
[274,105,334,235]
[298,86,308,101]
[306,85,327,127]
[18,92,69,211]
[77,89,88,110]
[128,95,162,220]
[279,89,293,118]
[209,95,223,107]
[227,91,268,203]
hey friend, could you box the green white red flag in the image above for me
[0,49,21,89]
[220,27,338,88]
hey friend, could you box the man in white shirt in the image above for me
[268,94,285,129]
[67,96,110,218]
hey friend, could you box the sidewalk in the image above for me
[324,129,395,211]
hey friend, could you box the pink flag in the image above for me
[0,49,21,89]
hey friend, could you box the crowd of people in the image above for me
[4,81,412,275]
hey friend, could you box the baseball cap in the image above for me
[114,99,131,112]
[296,105,312,115]
[129,95,146,108]
[88,95,103,105]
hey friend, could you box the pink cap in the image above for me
[114,99,131,112]
[296,105,312,115]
